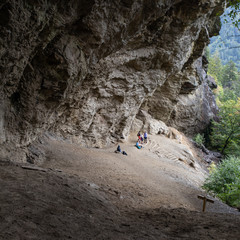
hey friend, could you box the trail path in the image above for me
[39,134,233,212]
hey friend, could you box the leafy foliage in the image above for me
[207,51,223,82]
[203,1,240,210]
[207,50,240,156]
[193,133,205,147]
[211,99,240,155]
[220,60,238,88]
[208,162,217,174]
[225,1,240,28]
[208,56,240,101]
[203,156,240,208]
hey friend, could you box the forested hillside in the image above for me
[209,7,240,68]
[204,5,240,209]
[206,5,240,156]
[207,53,240,156]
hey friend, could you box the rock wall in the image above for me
[0,0,223,161]
[142,57,219,135]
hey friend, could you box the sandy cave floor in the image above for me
[0,134,240,240]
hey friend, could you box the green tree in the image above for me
[204,46,210,61]
[203,156,240,209]
[193,133,205,147]
[218,87,237,102]
[211,99,240,155]
[225,0,240,28]
[216,60,240,103]
[220,60,238,88]
[208,51,223,82]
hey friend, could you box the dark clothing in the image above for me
[117,145,121,152]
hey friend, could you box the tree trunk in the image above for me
[221,132,233,154]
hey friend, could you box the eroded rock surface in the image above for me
[0,0,223,161]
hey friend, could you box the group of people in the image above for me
[115,130,148,154]
[136,131,147,149]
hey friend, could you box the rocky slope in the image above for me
[0,0,223,161]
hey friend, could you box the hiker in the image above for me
[116,145,121,153]
[140,134,144,144]
[122,151,128,155]
[137,131,141,143]
[115,145,127,156]
[136,141,142,149]
[144,131,148,143]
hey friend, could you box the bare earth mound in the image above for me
[0,134,239,239]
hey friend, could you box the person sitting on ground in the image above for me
[115,145,121,153]
[115,145,127,155]
[122,151,127,155]
[144,131,148,143]
[136,141,143,149]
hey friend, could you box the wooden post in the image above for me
[202,198,206,212]
[197,195,214,212]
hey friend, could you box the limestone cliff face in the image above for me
[0,0,223,161]
[142,57,219,135]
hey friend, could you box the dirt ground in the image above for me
[0,134,240,239]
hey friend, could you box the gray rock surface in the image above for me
[132,110,169,135]
[0,0,224,161]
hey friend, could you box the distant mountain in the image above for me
[209,7,240,68]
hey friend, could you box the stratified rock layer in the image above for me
[0,0,223,161]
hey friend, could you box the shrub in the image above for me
[203,156,240,208]
[194,133,205,147]
[208,162,217,174]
